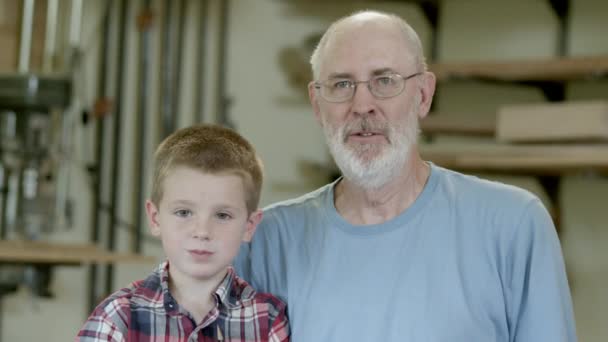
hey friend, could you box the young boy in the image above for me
[77,124,289,341]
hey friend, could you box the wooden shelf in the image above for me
[0,240,157,265]
[430,56,608,82]
[421,114,495,136]
[420,143,608,175]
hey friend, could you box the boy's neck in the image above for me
[169,267,229,324]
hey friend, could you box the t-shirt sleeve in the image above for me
[502,198,577,341]
[234,240,253,281]
[234,209,288,301]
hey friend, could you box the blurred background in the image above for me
[0,0,607,341]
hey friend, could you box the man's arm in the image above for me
[503,199,577,341]
[234,210,288,301]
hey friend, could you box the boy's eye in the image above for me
[216,212,233,220]
[174,209,192,218]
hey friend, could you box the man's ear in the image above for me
[145,200,161,236]
[243,209,263,242]
[308,81,323,125]
[417,71,436,120]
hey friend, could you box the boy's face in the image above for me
[145,166,262,285]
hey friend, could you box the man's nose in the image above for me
[351,81,376,115]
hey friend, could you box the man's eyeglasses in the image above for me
[313,71,423,103]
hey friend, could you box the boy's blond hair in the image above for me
[151,124,263,213]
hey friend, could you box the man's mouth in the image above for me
[348,130,386,139]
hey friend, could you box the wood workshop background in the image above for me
[0,0,607,341]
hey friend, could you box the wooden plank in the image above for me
[497,100,608,142]
[421,144,608,174]
[421,114,495,136]
[0,240,157,265]
[430,56,608,82]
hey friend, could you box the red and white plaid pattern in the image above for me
[76,262,289,341]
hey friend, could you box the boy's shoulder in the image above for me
[91,263,166,317]
[228,269,286,316]
[76,263,170,340]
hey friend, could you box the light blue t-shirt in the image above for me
[234,164,576,341]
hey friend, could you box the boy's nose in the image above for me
[192,220,211,240]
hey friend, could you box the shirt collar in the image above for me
[155,262,252,312]
[214,267,257,309]
[213,267,234,306]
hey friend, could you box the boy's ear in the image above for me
[145,200,161,236]
[243,209,263,242]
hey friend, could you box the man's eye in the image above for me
[376,76,394,86]
[332,80,351,89]
[216,212,233,220]
[174,209,192,218]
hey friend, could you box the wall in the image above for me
[1,0,607,341]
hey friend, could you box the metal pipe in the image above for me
[216,0,233,128]
[195,0,209,123]
[172,0,186,128]
[18,0,35,73]
[548,0,570,56]
[105,0,129,295]
[69,0,83,48]
[88,0,113,313]
[132,0,153,253]
[0,166,7,239]
[55,0,84,228]
[160,0,175,138]
[43,0,59,73]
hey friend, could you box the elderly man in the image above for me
[235,10,576,341]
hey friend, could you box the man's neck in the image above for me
[334,154,430,226]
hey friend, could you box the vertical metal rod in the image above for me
[418,1,440,114]
[548,0,570,56]
[172,0,186,129]
[132,0,152,253]
[69,0,84,48]
[105,0,129,295]
[43,0,59,73]
[216,0,232,128]
[88,0,113,313]
[195,0,209,123]
[0,296,2,342]
[18,0,35,73]
[0,166,7,239]
[56,1,84,229]
[160,0,175,138]
[55,0,83,227]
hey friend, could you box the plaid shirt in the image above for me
[76,262,289,341]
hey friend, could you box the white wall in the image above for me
[2,0,607,341]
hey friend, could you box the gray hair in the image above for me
[310,10,427,80]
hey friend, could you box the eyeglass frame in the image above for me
[313,71,424,103]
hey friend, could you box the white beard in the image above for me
[322,108,420,190]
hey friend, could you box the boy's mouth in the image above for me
[189,249,213,256]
